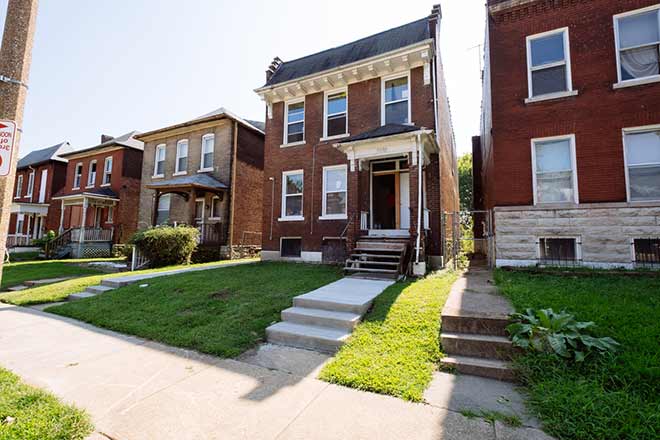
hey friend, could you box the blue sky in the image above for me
[0,0,485,157]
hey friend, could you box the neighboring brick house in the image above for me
[7,142,72,247]
[51,132,144,257]
[135,108,265,256]
[476,0,660,268]
[255,5,459,276]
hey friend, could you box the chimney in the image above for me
[101,134,114,143]
[266,56,283,81]
[429,4,442,35]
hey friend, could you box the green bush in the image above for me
[131,226,199,267]
[112,244,134,259]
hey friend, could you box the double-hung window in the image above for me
[73,163,82,189]
[175,140,188,174]
[624,127,660,201]
[87,161,97,188]
[156,194,171,225]
[210,196,221,219]
[532,135,578,204]
[526,28,573,99]
[322,165,347,219]
[324,90,347,138]
[154,144,166,177]
[26,172,34,197]
[15,175,22,198]
[382,74,410,125]
[284,100,305,145]
[615,6,660,84]
[103,157,112,185]
[200,134,214,171]
[281,170,304,220]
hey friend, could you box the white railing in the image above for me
[360,211,369,230]
[71,228,114,242]
[6,234,31,248]
[131,247,150,271]
[423,209,431,230]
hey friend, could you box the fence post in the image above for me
[131,247,136,271]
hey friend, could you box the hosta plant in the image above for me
[506,308,619,362]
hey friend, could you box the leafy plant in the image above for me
[130,225,199,267]
[507,308,619,362]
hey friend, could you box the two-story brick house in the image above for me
[136,108,264,256]
[7,141,72,247]
[476,0,660,268]
[255,5,459,276]
[51,132,144,257]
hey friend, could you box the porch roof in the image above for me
[52,187,120,202]
[146,174,228,192]
[10,202,49,215]
[337,124,425,144]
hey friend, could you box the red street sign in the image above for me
[0,120,17,176]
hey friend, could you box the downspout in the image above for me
[416,133,423,264]
[228,121,238,257]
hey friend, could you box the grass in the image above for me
[47,262,342,357]
[318,270,458,402]
[0,259,250,306]
[6,251,41,262]
[0,367,92,440]
[0,258,124,289]
[460,409,522,428]
[495,269,660,440]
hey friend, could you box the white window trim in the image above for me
[14,175,23,198]
[73,163,83,189]
[209,195,222,220]
[283,98,305,147]
[320,164,348,220]
[106,206,114,223]
[322,88,349,140]
[530,134,579,205]
[536,236,583,263]
[622,123,660,202]
[102,156,112,187]
[26,172,34,197]
[279,170,304,221]
[526,27,574,101]
[153,144,166,178]
[175,139,189,175]
[613,4,660,88]
[381,71,412,126]
[86,160,97,188]
[194,197,205,223]
[198,133,215,172]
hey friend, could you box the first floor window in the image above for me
[201,134,214,170]
[156,194,171,225]
[176,140,188,173]
[87,161,97,187]
[634,238,660,266]
[73,163,82,188]
[16,214,25,234]
[103,157,113,185]
[616,7,660,82]
[383,75,409,124]
[527,28,571,97]
[624,128,660,201]
[322,165,347,217]
[539,237,579,264]
[533,136,577,204]
[282,171,303,218]
[15,175,22,198]
[285,101,305,144]
[325,91,347,137]
[154,144,166,176]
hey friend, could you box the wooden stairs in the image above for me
[344,237,410,279]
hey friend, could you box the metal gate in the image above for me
[442,210,494,269]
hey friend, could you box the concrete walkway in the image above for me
[0,302,553,439]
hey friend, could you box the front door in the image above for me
[370,158,410,231]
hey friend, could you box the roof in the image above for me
[58,131,143,158]
[146,173,228,191]
[135,107,265,140]
[264,18,431,87]
[17,142,73,169]
[337,124,425,143]
[52,187,119,200]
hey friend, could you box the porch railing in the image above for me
[71,227,114,242]
[197,222,227,246]
[360,211,369,230]
[6,234,32,248]
[131,246,150,271]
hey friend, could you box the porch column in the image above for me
[346,162,361,254]
[151,189,160,226]
[78,196,88,257]
[188,188,197,225]
[408,151,420,249]
[59,199,65,234]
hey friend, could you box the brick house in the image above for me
[51,132,144,257]
[476,0,660,268]
[255,5,459,276]
[7,141,72,247]
[135,108,265,256]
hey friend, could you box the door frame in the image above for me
[369,157,409,231]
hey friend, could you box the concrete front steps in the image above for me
[344,238,408,279]
[440,265,517,382]
[266,278,394,353]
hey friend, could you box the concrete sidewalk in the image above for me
[0,303,551,439]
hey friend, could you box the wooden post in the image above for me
[78,197,87,257]
[152,190,160,226]
[58,199,65,233]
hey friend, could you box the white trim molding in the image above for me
[280,169,304,221]
[613,4,660,89]
[530,134,579,205]
[283,98,305,147]
[321,164,348,220]
[199,133,215,172]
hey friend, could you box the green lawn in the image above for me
[494,269,660,440]
[0,367,92,440]
[47,262,342,357]
[0,258,124,289]
[6,251,41,262]
[319,270,458,402]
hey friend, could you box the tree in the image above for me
[458,153,473,212]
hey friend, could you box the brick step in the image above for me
[440,355,516,382]
[441,332,514,360]
[441,314,510,337]
[265,322,350,353]
[281,307,361,330]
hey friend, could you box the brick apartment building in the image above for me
[7,141,71,247]
[255,5,459,276]
[476,0,660,268]
[135,108,264,256]
[50,132,144,257]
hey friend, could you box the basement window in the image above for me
[281,238,302,258]
[633,238,660,267]
[538,237,580,266]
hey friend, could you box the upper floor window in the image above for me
[281,170,304,220]
[324,90,348,138]
[14,175,22,198]
[284,100,305,145]
[200,134,214,171]
[532,135,578,204]
[382,74,410,125]
[322,165,347,219]
[154,144,166,177]
[73,163,83,189]
[526,28,573,98]
[615,6,660,84]
[103,157,113,185]
[26,171,34,197]
[87,160,97,187]
[624,127,660,201]
[175,140,188,174]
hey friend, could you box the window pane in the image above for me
[203,137,214,153]
[286,174,303,195]
[195,201,203,219]
[532,65,567,95]
[620,45,660,80]
[384,77,408,102]
[212,198,221,217]
[178,157,187,172]
[537,171,574,203]
[540,238,576,261]
[385,101,409,124]
[626,130,660,165]
[326,192,346,215]
[156,161,164,175]
[327,114,347,136]
[327,92,347,115]
[530,33,565,66]
[203,151,213,169]
[287,102,304,123]
[618,11,659,49]
[325,168,346,192]
[629,165,660,201]
[286,195,303,216]
[536,139,572,172]
[287,131,304,143]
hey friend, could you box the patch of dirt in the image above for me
[209,289,233,300]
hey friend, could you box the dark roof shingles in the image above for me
[147,173,228,190]
[17,142,72,169]
[338,124,424,143]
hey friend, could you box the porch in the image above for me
[7,202,49,248]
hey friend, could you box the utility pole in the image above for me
[0,0,39,284]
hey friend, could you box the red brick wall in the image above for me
[487,0,660,207]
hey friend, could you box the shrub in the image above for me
[112,244,134,259]
[131,226,199,267]
[507,308,619,362]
